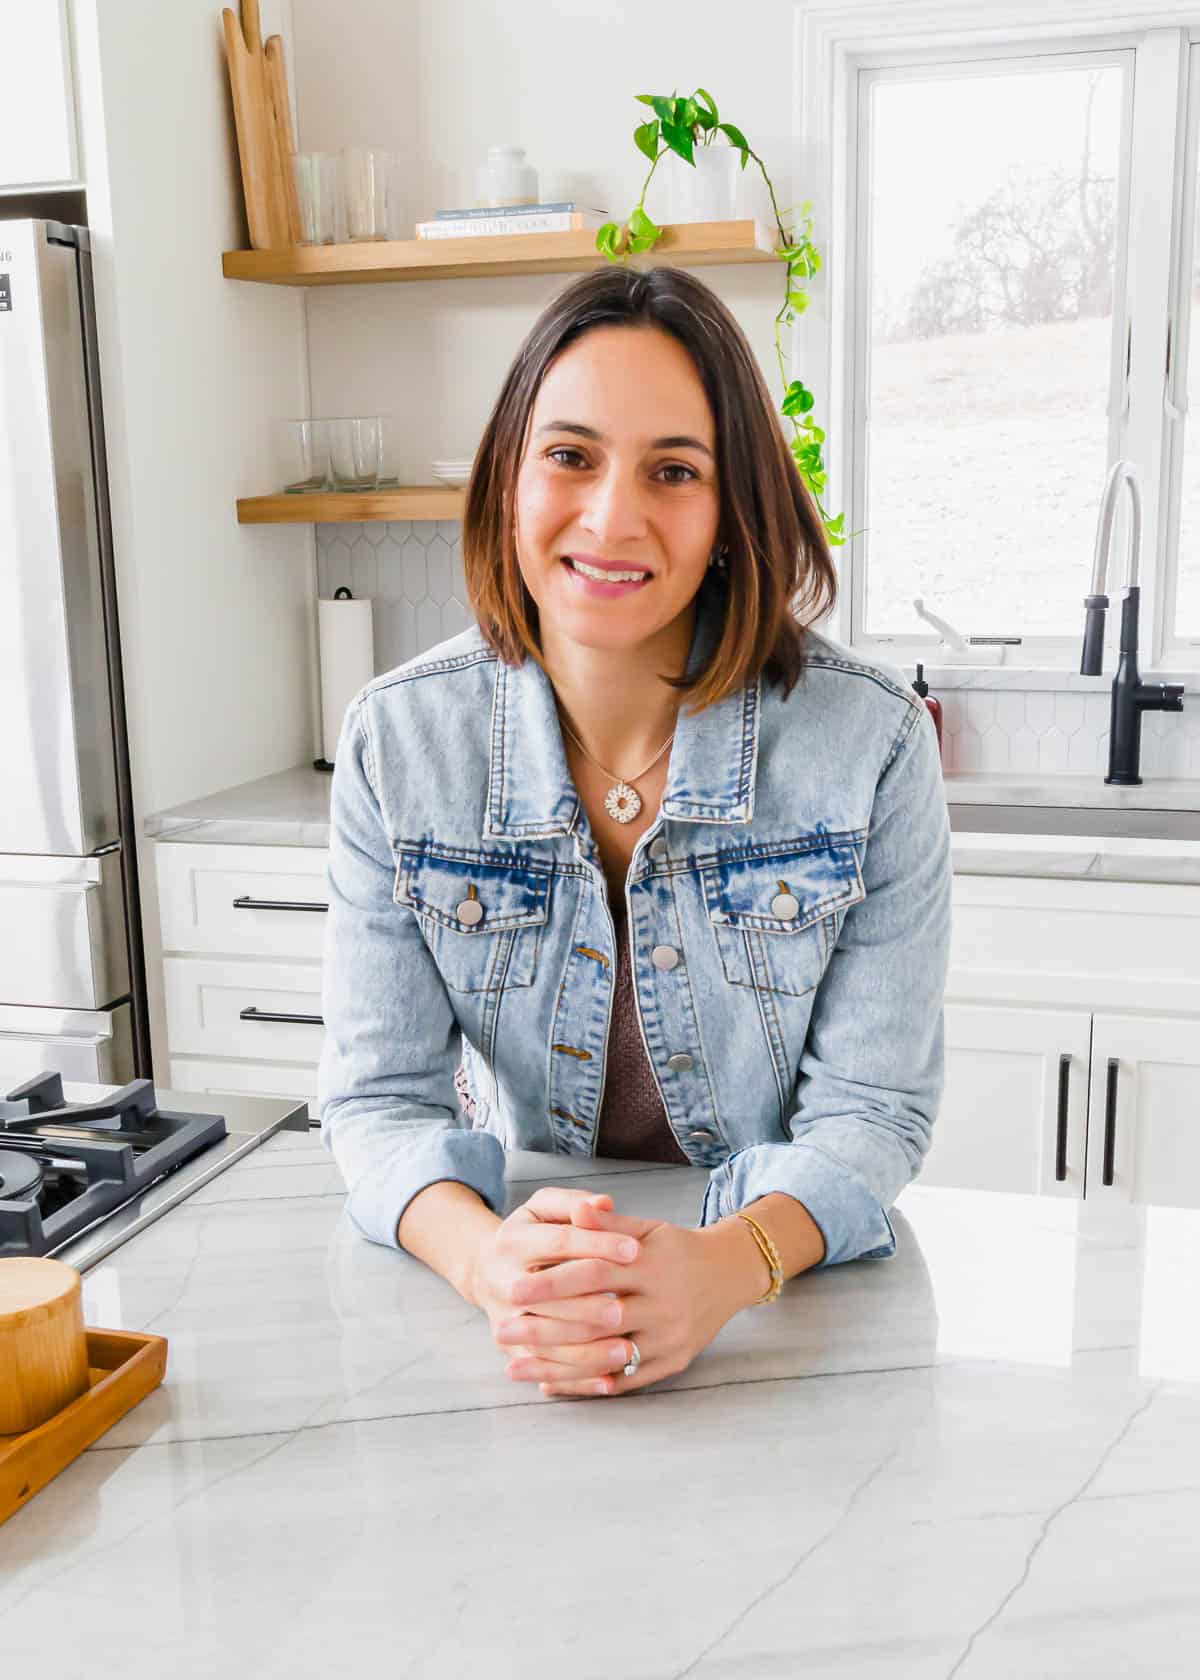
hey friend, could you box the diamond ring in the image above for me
[621,1338,642,1378]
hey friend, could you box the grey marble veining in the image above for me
[2,1125,1199,1676]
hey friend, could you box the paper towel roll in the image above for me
[319,591,375,763]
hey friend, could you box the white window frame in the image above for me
[794,0,1200,691]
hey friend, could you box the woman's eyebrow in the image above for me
[534,420,713,458]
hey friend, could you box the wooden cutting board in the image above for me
[222,0,300,249]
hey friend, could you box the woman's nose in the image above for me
[578,468,650,542]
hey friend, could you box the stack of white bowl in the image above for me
[431,459,474,486]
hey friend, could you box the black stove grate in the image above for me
[0,1073,227,1257]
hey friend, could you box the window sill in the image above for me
[896,665,1200,694]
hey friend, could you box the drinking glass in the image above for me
[329,418,381,490]
[341,148,393,241]
[277,419,330,492]
[291,153,338,244]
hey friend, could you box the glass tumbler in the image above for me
[329,418,382,490]
[292,153,338,244]
[341,149,393,241]
[277,419,330,493]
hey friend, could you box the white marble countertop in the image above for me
[143,764,1200,885]
[3,1126,1198,1676]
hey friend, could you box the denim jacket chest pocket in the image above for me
[393,846,551,993]
[700,835,867,997]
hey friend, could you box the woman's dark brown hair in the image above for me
[462,264,836,710]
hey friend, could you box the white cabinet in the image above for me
[924,1004,1091,1197]
[1085,1014,1200,1210]
[155,841,329,1121]
[0,0,79,189]
[938,874,1200,1208]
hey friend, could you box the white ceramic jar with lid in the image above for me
[477,145,539,207]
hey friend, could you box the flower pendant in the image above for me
[604,781,641,823]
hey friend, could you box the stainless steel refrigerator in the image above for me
[0,217,149,1086]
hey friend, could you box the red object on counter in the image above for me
[912,664,943,758]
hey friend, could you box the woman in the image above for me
[318,264,951,1401]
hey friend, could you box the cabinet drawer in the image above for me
[156,842,330,959]
[163,956,324,1062]
[167,1056,319,1120]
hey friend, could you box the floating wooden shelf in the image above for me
[222,219,781,286]
[237,487,466,524]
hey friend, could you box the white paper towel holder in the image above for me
[314,586,359,773]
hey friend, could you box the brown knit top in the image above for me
[454,894,688,1164]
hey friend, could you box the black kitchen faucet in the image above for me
[1080,460,1184,785]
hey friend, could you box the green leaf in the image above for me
[634,119,660,164]
[694,87,718,120]
[718,121,749,150]
[787,289,809,309]
[827,513,845,533]
[595,223,619,258]
[799,199,812,215]
[781,380,815,417]
[635,94,658,106]
[629,204,660,239]
[661,122,695,164]
[694,108,717,131]
[647,95,676,126]
[775,244,804,260]
[679,97,700,130]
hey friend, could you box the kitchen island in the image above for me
[2,1124,1198,1676]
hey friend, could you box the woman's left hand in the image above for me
[496,1198,743,1398]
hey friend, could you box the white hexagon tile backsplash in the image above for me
[317,522,1200,780]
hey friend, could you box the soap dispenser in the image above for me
[912,663,943,759]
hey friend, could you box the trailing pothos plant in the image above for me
[595,87,848,550]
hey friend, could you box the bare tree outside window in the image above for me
[862,65,1122,641]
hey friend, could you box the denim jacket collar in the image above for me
[483,575,761,840]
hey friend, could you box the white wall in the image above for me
[289,0,798,471]
[72,0,315,1075]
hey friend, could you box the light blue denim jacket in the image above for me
[317,573,952,1267]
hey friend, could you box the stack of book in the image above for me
[415,202,611,240]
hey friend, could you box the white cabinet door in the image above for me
[921,1003,1092,1196]
[0,0,78,188]
[1085,1014,1200,1209]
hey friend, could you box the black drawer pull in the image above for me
[239,1006,324,1026]
[233,895,327,913]
[1055,1054,1070,1182]
[1103,1057,1119,1186]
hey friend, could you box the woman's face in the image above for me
[513,324,720,657]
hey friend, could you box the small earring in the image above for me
[709,544,730,572]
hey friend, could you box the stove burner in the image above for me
[0,1149,44,1201]
[0,1071,227,1258]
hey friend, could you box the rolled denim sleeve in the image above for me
[697,703,951,1266]
[317,698,506,1250]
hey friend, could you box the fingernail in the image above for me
[619,1238,638,1260]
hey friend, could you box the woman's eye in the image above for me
[544,448,697,484]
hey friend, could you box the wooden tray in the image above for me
[0,1328,168,1526]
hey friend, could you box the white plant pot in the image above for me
[658,144,742,224]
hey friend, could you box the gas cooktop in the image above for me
[0,1073,306,1269]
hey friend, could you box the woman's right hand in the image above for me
[467,1186,645,1358]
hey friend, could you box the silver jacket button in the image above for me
[648,835,669,861]
[666,1052,694,1073]
[686,1128,714,1143]
[771,891,800,920]
[456,897,485,926]
[651,944,680,971]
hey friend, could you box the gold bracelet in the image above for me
[735,1211,783,1305]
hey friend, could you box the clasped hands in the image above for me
[467,1186,741,1399]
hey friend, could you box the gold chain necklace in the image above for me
[557,714,675,824]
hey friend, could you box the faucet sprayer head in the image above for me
[1080,593,1108,676]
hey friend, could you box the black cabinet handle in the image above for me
[233,895,328,913]
[1055,1054,1070,1182]
[1103,1058,1119,1186]
[239,1006,324,1026]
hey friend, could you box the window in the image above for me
[834,20,1200,674]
